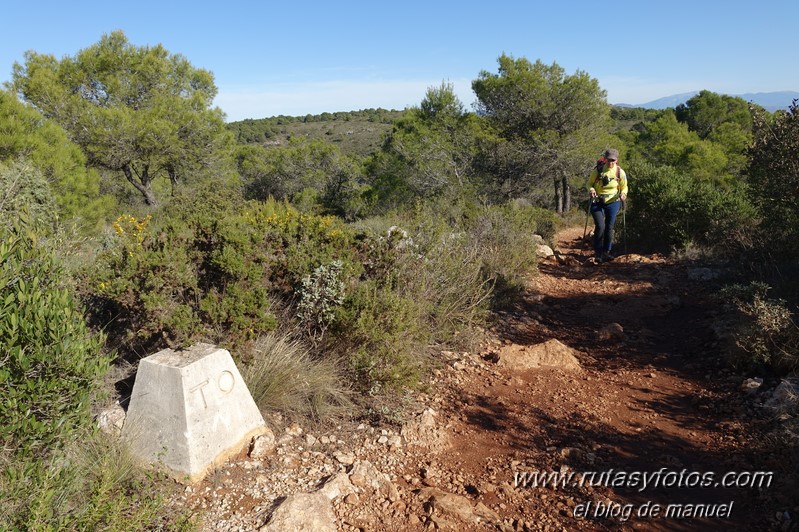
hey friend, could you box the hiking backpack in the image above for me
[592,157,625,204]
[594,156,621,186]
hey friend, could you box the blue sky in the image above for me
[2,0,796,122]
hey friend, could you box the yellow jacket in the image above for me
[587,165,628,203]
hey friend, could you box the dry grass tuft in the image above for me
[241,333,352,422]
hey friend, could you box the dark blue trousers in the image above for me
[591,199,621,255]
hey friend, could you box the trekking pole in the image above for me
[622,199,627,255]
[582,196,593,241]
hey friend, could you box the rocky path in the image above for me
[178,227,793,531]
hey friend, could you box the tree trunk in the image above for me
[122,164,157,206]
[562,176,571,213]
[554,178,563,214]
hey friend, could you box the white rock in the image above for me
[285,422,303,436]
[536,244,554,258]
[333,451,355,465]
[259,492,336,532]
[497,339,582,371]
[350,460,391,491]
[740,377,764,393]
[401,408,450,451]
[97,403,126,436]
[317,472,356,500]
[250,429,276,459]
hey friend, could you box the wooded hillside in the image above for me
[228,109,406,157]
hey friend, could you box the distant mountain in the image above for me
[634,92,699,110]
[615,91,799,112]
[737,91,799,111]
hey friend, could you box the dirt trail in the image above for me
[184,227,791,531]
[417,226,782,531]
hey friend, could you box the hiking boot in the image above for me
[603,251,615,261]
[594,254,604,264]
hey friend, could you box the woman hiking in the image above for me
[586,148,628,263]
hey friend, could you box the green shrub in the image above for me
[393,198,554,311]
[0,159,57,229]
[237,138,365,219]
[334,198,553,391]
[748,102,799,261]
[241,333,351,420]
[0,220,185,530]
[341,279,429,392]
[0,429,193,531]
[396,221,490,344]
[718,282,799,371]
[88,213,206,352]
[85,188,552,396]
[85,198,359,355]
[626,161,757,254]
[0,222,109,458]
[467,203,553,302]
[297,260,346,340]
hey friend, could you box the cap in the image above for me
[604,149,619,160]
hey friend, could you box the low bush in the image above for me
[718,281,799,372]
[334,197,554,391]
[626,161,757,255]
[0,159,57,228]
[748,101,799,262]
[84,197,359,356]
[0,429,192,531]
[467,202,554,303]
[339,278,431,392]
[0,221,110,458]
[297,260,346,341]
[84,190,552,396]
[0,222,180,530]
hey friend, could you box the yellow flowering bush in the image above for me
[83,198,359,355]
[112,214,151,247]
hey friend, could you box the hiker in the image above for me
[587,148,628,262]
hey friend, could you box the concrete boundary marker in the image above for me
[121,343,267,482]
